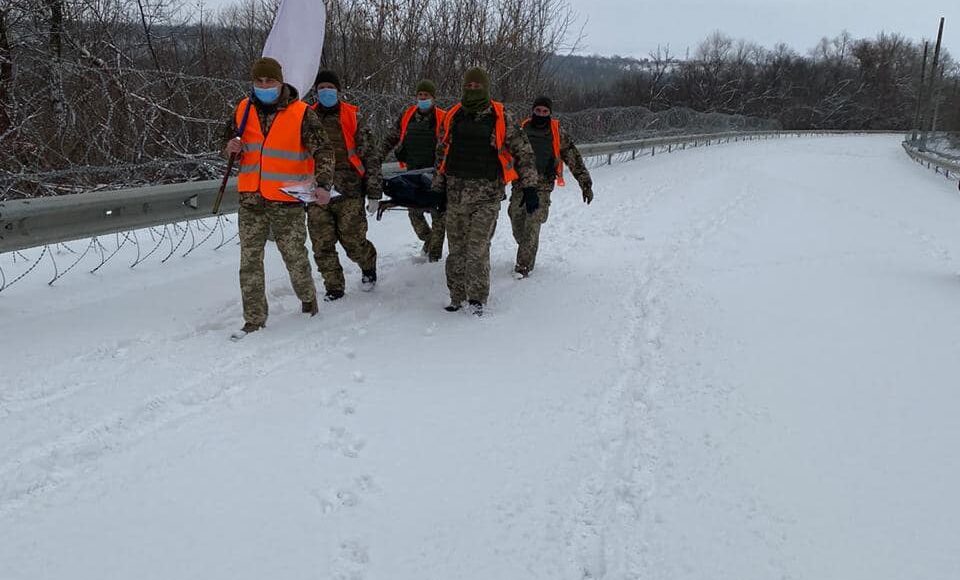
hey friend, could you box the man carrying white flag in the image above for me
[222,57,336,340]
[218,0,332,340]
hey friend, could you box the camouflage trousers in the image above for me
[238,194,317,327]
[508,182,554,274]
[409,209,446,260]
[444,177,503,304]
[306,196,378,293]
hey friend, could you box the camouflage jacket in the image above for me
[432,104,538,192]
[312,102,383,199]
[223,84,336,188]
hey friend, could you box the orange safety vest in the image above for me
[437,101,519,184]
[521,117,566,187]
[311,101,366,177]
[236,98,314,202]
[397,105,446,170]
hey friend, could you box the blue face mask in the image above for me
[317,88,339,108]
[253,85,280,105]
[417,98,433,111]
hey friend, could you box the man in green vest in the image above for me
[433,67,538,317]
[381,79,446,262]
[509,96,594,279]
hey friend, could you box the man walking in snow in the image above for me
[223,57,335,340]
[509,96,594,278]
[305,70,383,301]
[380,79,447,262]
[433,67,538,316]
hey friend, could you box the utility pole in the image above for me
[930,64,945,136]
[919,17,945,150]
[911,41,929,142]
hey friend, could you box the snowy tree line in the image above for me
[556,31,960,132]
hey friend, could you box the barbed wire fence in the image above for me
[921,132,960,160]
[0,55,779,200]
[0,57,782,294]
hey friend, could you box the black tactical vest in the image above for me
[524,123,556,179]
[444,111,501,180]
[398,112,438,170]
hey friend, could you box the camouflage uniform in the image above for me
[509,123,593,275]
[224,85,336,327]
[238,195,316,326]
[306,102,382,294]
[381,109,446,260]
[434,105,538,305]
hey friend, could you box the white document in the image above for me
[261,0,327,98]
[280,184,342,204]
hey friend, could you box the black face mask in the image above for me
[530,113,551,128]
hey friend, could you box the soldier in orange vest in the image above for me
[434,67,539,316]
[509,96,594,279]
[305,70,382,301]
[380,79,447,262]
[223,57,336,340]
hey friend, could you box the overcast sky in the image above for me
[201,0,957,62]
[564,0,957,59]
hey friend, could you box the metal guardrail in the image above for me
[901,140,960,189]
[0,130,895,255]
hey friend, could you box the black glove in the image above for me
[582,187,594,205]
[436,189,448,214]
[522,187,539,214]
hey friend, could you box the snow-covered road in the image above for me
[2,135,959,580]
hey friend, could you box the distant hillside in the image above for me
[546,53,682,90]
[537,34,958,133]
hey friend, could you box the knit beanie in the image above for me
[251,57,283,82]
[463,67,490,88]
[314,69,342,89]
[416,79,437,96]
[532,96,553,112]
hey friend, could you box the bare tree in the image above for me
[0,6,13,135]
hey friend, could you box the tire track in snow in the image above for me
[848,199,958,271]
[569,176,764,579]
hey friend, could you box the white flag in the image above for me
[262,0,327,98]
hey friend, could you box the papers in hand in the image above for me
[280,182,342,204]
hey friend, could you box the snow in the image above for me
[926,135,960,160]
[2,135,960,579]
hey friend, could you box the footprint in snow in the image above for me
[321,426,366,458]
[331,539,370,580]
[321,389,357,415]
[311,488,359,515]
[310,475,379,517]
